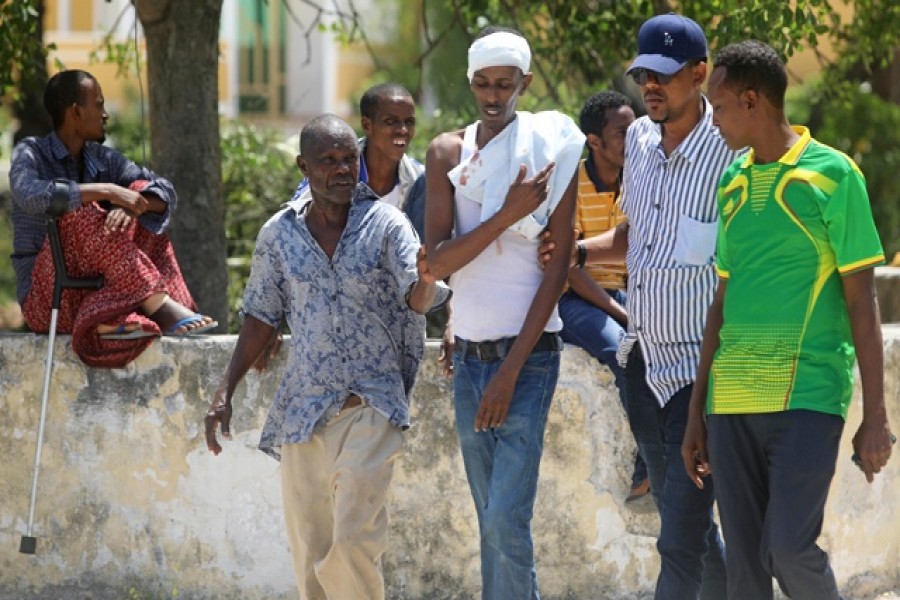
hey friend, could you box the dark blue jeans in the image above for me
[559,289,648,486]
[624,344,727,600]
[707,411,844,600]
[453,346,560,600]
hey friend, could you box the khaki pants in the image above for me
[280,405,403,600]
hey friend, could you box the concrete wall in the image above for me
[1,331,898,600]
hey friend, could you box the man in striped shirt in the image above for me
[572,14,734,599]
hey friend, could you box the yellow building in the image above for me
[41,0,379,123]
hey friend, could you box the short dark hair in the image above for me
[44,70,96,129]
[359,83,413,120]
[713,40,787,109]
[473,25,525,41]
[299,113,356,157]
[579,90,632,137]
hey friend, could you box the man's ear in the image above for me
[585,133,602,151]
[519,71,534,96]
[742,89,758,111]
[296,155,307,176]
[361,116,372,136]
[693,61,708,87]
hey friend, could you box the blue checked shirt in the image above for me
[9,132,176,303]
[616,98,739,406]
[243,185,449,459]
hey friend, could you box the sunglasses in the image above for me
[629,68,679,86]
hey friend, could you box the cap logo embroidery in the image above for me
[663,32,674,46]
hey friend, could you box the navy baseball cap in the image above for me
[627,14,708,76]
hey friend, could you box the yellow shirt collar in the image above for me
[741,125,811,168]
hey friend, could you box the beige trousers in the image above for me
[280,405,403,600]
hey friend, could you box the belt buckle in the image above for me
[478,339,509,361]
[476,341,495,362]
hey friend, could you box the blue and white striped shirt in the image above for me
[616,97,738,406]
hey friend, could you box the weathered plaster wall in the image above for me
[1,331,898,599]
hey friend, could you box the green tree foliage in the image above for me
[423,1,834,111]
[796,81,900,258]
[367,0,899,256]
[0,0,51,99]
[220,123,298,328]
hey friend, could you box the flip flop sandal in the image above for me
[164,314,218,336]
[100,325,159,340]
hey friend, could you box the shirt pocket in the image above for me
[673,214,717,266]
[342,250,391,307]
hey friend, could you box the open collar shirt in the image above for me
[616,97,738,406]
[9,132,176,303]
[242,184,447,459]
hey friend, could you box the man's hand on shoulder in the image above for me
[538,229,578,269]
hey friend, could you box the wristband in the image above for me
[575,240,587,269]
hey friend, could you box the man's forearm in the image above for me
[845,273,886,421]
[583,221,628,265]
[567,268,627,324]
[223,315,278,398]
[502,257,569,373]
[427,210,517,280]
[407,279,438,314]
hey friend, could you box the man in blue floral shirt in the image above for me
[204,114,448,600]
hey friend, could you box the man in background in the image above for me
[562,90,649,504]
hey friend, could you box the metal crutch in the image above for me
[20,180,104,555]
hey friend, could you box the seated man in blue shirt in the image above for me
[204,114,448,600]
[9,69,215,368]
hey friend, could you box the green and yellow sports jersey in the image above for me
[709,126,884,419]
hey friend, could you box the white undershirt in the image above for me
[379,185,403,209]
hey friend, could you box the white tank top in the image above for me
[450,123,562,342]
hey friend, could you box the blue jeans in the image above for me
[624,344,727,600]
[708,411,844,600]
[453,345,560,600]
[559,289,648,486]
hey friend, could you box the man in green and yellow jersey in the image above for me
[682,40,894,600]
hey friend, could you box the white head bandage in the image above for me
[466,32,531,83]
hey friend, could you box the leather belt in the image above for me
[455,331,561,362]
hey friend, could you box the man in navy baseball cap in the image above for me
[627,13,708,77]
[608,10,732,600]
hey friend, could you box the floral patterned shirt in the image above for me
[243,185,447,459]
